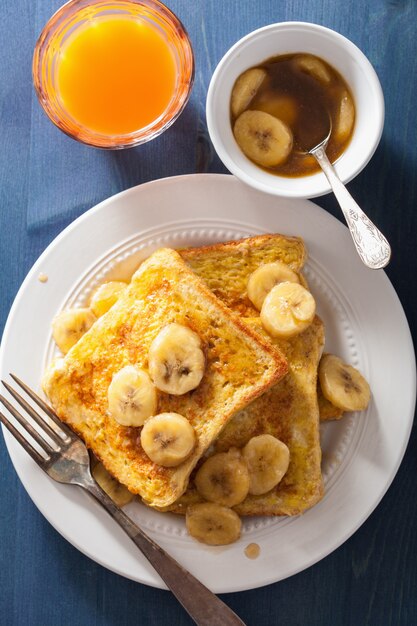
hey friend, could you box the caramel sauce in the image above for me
[244,542,261,559]
[231,53,355,177]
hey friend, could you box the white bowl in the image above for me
[206,22,384,199]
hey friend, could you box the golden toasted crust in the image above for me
[167,317,324,516]
[43,248,287,508]
[180,234,307,316]
[317,383,344,421]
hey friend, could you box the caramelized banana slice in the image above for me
[186,503,242,546]
[140,412,196,467]
[334,90,355,142]
[294,54,331,83]
[148,323,205,395]
[319,354,370,411]
[242,434,290,495]
[108,365,157,427]
[52,308,96,354]
[256,94,298,126]
[90,281,128,317]
[247,261,300,311]
[231,68,267,118]
[233,110,293,167]
[260,281,316,338]
[195,451,250,507]
[92,462,134,507]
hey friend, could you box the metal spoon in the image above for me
[303,118,391,270]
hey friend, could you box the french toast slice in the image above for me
[168,317,324,516]
[182,234,340,423]
[181,233,307,317]
[43,248,288,508]
[170,234,324,515]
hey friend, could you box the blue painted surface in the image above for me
[1,1,417,624]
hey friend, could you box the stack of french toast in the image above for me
[42,234,370,545]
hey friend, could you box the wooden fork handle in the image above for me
[85,480,246,626]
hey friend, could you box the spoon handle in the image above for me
[311,146,391,270]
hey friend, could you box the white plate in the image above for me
[0,174,415,593]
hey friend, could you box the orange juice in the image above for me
[33,0,194,147]
[56,17,177,135]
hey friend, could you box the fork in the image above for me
[0,375,246,626]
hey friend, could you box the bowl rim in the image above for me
[206,21,385,198]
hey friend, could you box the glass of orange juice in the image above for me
[33,0,194,148]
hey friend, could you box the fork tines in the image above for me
[0,375,70,465]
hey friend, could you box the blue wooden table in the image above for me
[1,1,417,624]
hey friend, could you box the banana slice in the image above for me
[256,93,297,126]
[233,110,293,167]
[108,365,157,427]
[260,281,316,338]
[92,462,134,507]
[242,434,290,495]
[194,451,250,507]
[334,90,355,143]
[294,54,331,83]
[318,354,370,411]
[231,68,267,118]
[52,308,96,354]
[247,261,300,311]
[140,412,196,467]
[148,323,205,395]
[186,502,241,546]
[90,281,128,317]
